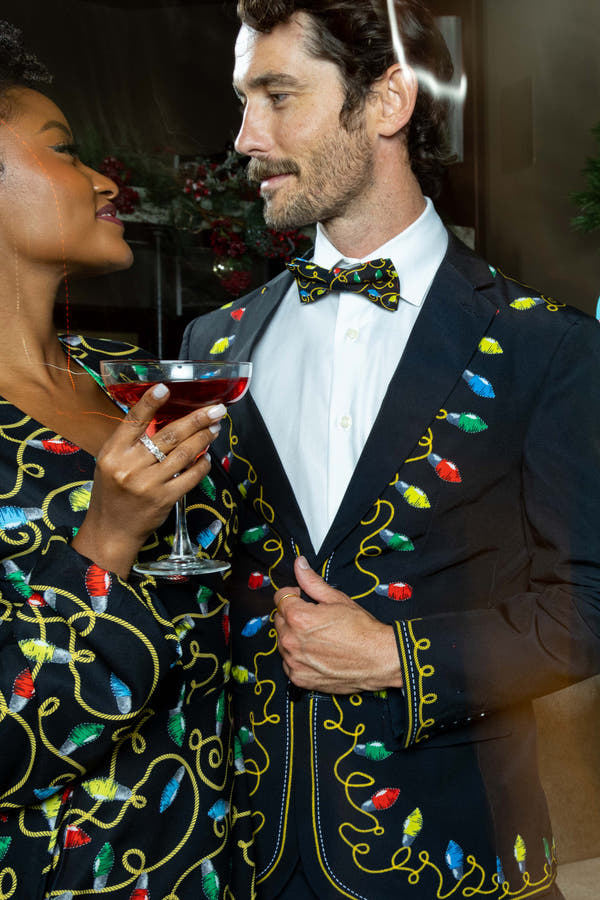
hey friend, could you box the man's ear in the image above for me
[371,63,418,137]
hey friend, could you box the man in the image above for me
[181,2,600,897]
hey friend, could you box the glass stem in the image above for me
[170,494,196,560]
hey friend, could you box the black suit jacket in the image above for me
[181,234,600,899]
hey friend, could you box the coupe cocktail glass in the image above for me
[100,359,252,577]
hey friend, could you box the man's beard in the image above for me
[246,123,374,231]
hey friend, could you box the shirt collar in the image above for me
[312,197,448,308]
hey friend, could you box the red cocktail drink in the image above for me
[107,377,250,427]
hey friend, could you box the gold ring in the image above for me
[275,592,297,609]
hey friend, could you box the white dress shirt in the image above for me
[251,198,449,553]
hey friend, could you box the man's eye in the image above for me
[270,93,289,105]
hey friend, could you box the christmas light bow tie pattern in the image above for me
[287,256,401,311]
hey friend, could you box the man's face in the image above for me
[233,14,375,231]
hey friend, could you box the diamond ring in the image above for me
[139,432,167,462]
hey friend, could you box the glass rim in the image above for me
[99,359,252,366]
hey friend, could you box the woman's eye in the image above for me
[51,142,79,158]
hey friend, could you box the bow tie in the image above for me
[286,257,400,312]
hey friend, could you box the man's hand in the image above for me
[273,557,404,694]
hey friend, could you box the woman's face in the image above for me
[0,87,133,278]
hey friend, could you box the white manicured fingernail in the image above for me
[153,383,168,398]
[209,423,221,435]
[207,404,226,419]
[205,452,212,464]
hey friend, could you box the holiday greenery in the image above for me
[571,122,600,236]
[94,146,311,297]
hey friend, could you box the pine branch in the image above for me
[571,122,600,234]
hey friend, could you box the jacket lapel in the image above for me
[227,271,317,549]
[317,236,498,562]
[223,269,293,360]
[234,394,313,545]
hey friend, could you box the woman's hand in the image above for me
[72,383,226,578]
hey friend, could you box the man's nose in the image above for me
[234,102,271,157]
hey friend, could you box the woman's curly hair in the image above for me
[0,19,51,118]
[237,0,454,198]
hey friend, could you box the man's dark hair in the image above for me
[0,20,51,118]
[237,0,454,198]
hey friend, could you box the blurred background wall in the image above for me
[483,0,599,311]
[2,0,241,156]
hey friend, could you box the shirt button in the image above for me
[340,415,352,430]
[345,327,359,342]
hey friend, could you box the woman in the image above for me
[0,21,253,899]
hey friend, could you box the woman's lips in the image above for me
[96,204,124,227]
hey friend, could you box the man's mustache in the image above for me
[246,158,300,185]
